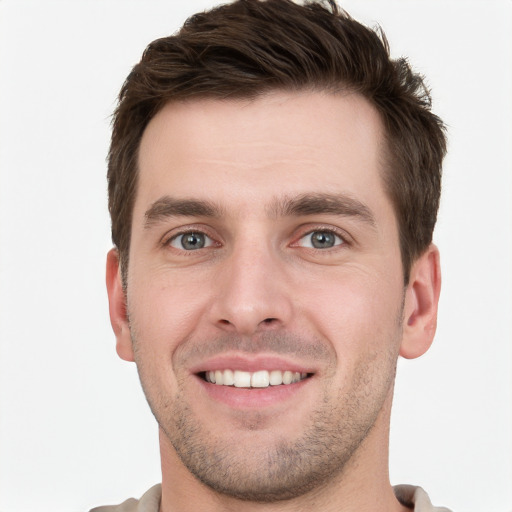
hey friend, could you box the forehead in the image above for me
[136,91,387,215]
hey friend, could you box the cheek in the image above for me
[300,269,404,355]
[127,281,204,402]
[127,274,210,357]
[313,279,403,405]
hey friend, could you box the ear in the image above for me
[106,248,135,362]
[400,244,441,359]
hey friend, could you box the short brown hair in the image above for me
[108,0,446,284]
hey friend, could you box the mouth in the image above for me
[190,355,317,409]
[200,369,312,388]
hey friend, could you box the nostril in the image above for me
[216,317,280,334]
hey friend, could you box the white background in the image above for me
[0,1,511,511]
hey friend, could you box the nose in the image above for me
[209,240,293,336]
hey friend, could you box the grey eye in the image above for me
[170,232,213,250]
[299,230,343,249]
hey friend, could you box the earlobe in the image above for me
[106,248,135,362]
[400,244,441,359]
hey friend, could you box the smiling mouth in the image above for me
[200,369,312,388]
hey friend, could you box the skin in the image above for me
[106,91,441,512]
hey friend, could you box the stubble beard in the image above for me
[132,329,401,503]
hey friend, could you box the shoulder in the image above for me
[394,485,452,512]
[89,484,162,512]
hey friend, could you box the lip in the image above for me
[189,354,316,409]
[189,354,315,374]
[195,373,312,409]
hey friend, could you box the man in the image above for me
[99,0,449,510]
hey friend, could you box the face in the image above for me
[113,91,411,500]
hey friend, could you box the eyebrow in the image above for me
[144,197,223,228]
[268,193,376,227]
[143,192,376,228]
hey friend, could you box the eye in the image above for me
[298,230,344,249]
[169,232,215,251]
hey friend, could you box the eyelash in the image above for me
[293,227,349,251]
[162,225,350,253]
[162,226,219,252]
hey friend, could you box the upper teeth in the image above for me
[205,369,308,388]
